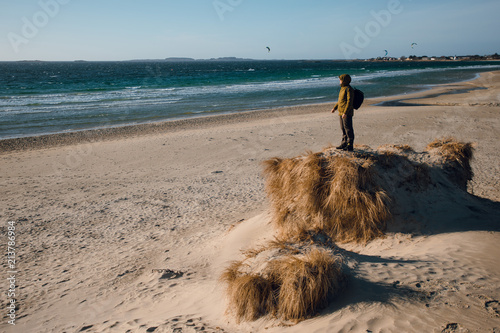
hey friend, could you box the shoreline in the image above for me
[1,70,498,153]
[0,103,328,153]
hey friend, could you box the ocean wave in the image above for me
[285,96,328,102]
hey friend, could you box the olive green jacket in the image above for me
[334,85,354,116]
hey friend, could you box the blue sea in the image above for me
[1,60,499,139]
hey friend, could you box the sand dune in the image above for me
[1,71,499,332]
[219,138,499,330]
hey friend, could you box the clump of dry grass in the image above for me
[220,241,344,322]
[262,152,390,243]
[426,137,474,189]
[322,156,390,243]
[394,144,414,152]
[270,248,343,321]
[261,152,325,236]
[220,261,275,322]
[378,144,414,153]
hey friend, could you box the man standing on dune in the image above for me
[331,74,355,151]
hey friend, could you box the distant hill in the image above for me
[164,57,196,62]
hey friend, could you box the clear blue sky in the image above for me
[1,0,499,61]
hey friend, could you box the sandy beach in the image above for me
[1,71,499,332]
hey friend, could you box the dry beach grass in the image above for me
[262,150,390,243]
[220,242,344,323]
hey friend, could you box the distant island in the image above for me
[9,53,500,63]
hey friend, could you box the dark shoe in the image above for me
[336,144,347,150]
[343,145,353,152]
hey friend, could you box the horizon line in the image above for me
[1,53,499,63]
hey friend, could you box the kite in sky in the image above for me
[411,43,417,48]
[384,49,388,57]
[266,46,271,53]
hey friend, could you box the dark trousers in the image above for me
[339,115,354,146]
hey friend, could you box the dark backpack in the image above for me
[352,87,364,110]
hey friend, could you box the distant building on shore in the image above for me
[367,53,499,62]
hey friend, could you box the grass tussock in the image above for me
[426,137,474,162]
[323,157,390,243]
[220,261,275,322]
[220,243,343,322]
[394,144,414,152]
[271,249,343,321]
[426,137,474,189]
[262,152,390,243]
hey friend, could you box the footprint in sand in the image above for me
[158,269,184,280]
[441,323,469,333]
[485,300,500,317]
[166,315,227,332]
